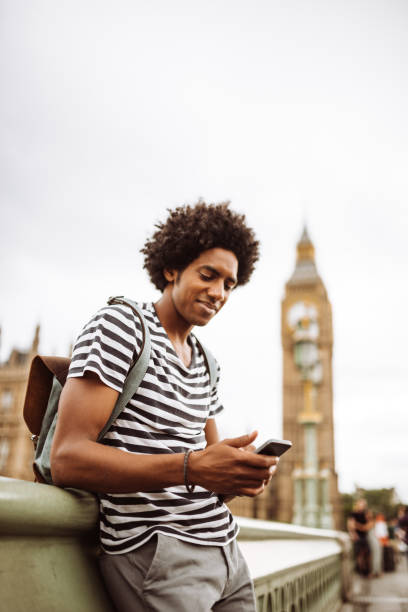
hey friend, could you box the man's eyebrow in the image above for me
[200,265,237,285]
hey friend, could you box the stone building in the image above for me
[229,227,342,529]
[0,327,39,480]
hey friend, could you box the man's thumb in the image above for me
[224,431,258,449]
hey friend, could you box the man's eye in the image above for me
[200,273,212,281]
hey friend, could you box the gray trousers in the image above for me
[99,533,256,612]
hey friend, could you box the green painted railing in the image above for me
[0,477,352,612]
[0,476,114,612]
[238,517,353,612]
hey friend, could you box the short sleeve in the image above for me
[208,361,224,418]
[68,304,143,393]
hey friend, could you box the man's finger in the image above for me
[239,484,265,497]
[241,444,256,452]
[223,431,258,449]
[238,452,280,469]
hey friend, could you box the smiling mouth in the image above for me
[197,300,218,314]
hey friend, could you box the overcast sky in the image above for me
[1,1,408,502]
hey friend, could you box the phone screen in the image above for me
[255,438,292,457]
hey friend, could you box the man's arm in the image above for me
[347,516,358,540]
[51,374,278,496]
[51,374,188,492]
[204,418,219,446]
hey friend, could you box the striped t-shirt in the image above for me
[68,302,238,554]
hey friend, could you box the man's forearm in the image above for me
[51,432,278,496]
[51,439,186,493]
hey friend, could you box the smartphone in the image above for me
[255,438,292,457]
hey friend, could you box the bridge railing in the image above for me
[0,477,352,612]
[237,516,353,612]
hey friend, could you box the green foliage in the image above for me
[362,488,399,519]
[340,487,401,529]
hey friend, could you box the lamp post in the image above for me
[292,318,322,528]
[319,466,333,529]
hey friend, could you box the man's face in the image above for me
[165,248,238,327]
[356,499,367,512]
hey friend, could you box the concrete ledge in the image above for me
[0,476,98,536]
[239,538,341,578]
[0,477,112,612]
[236,515,353,609]
[237,515,348,544]
[0,478,352,612]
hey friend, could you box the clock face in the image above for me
[287,301,319,340]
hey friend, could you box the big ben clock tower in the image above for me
[273,226,341,529]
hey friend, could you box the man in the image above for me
[51,202,279,611]
[397,506,408,569]
[347,498,372,576]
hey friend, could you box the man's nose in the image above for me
[207,279,225,301]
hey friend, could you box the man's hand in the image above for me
[189,431,279,497]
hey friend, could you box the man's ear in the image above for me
[163,268,177,283]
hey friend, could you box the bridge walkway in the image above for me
[342,554,408,612]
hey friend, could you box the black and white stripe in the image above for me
[68,302,238,554]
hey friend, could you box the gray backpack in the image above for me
[23,296,217,484]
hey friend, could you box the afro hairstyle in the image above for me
[141,201,260,291]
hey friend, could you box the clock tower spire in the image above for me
[272,226,342,529]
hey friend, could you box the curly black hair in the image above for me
[141,201,260,291]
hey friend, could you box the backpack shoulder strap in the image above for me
[97,296,151,441]
[193,336,218,392]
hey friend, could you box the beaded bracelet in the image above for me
[184,449,195,493]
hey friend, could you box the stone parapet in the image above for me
[0,478,353,612]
